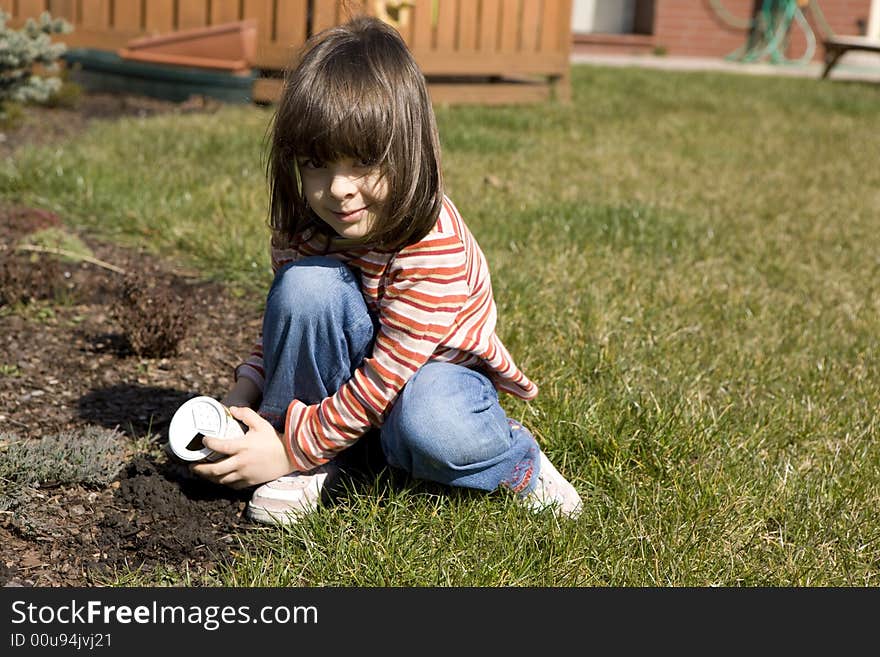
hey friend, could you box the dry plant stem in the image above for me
[13,243,127,274]
[0,417,29,430]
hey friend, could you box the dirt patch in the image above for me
[1,93,267,587]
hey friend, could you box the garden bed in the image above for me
[1,93,266,587]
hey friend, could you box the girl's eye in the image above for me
[355,158,378,168]
[298,159,323,170]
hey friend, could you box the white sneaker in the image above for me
[522,451,583,519]
[246,461,340,525]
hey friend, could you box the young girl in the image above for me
[191,15,582,524]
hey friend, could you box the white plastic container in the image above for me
[167,396,244,462]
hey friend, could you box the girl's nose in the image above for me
[328,171,357,199]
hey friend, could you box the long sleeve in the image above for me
[234,339,265,390]
[282,233,469,471]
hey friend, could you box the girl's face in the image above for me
[297,157,388,240]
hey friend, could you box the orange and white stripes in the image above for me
[236,195,538,471]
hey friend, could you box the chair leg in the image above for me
[822,48,844,79]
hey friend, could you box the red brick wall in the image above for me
[653,0,754,57]
[655,0,872,59]
[572,1,874,60]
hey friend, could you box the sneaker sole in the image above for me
[245,464,342,525]
[246,503,310,526]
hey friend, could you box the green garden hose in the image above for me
[709,0,820,65]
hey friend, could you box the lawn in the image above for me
[3,63,879,585]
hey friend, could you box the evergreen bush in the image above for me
[0,10,73,118]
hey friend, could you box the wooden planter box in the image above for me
[10,0,572,105]
[117,19,257,73]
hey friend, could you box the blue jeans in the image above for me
[257,256,539,495]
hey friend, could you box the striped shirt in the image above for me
[236,196,538,471]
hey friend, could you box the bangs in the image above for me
[284,53,395,166]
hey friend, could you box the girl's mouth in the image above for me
[331,207,368,223]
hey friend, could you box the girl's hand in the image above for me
[190,406,296,489]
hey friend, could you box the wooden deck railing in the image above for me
[5,0,573,104]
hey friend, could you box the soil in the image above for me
[0,93,272,587]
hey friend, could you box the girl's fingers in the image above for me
[190,454,254,488]
[228,405,267,430]
[191,453,238,480]
[217,471,244,488]
[201,435,242,456]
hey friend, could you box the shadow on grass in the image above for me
[325,429,494,513]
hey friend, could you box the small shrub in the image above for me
[0,426,128,511]
[0,251,61,306]
[0,100,22,128]
[44,78,82,109]
[0,10,73,119]
[113,272,192,358]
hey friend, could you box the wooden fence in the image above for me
[5,0,573,104]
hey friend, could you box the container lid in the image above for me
[167,396,227,462]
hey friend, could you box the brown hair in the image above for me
[267,15,444,250]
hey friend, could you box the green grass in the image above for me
[4,65,880,585]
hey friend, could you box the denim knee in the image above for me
[267,256,362,323]
[382,362,512,470]
[259,256,376,415]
